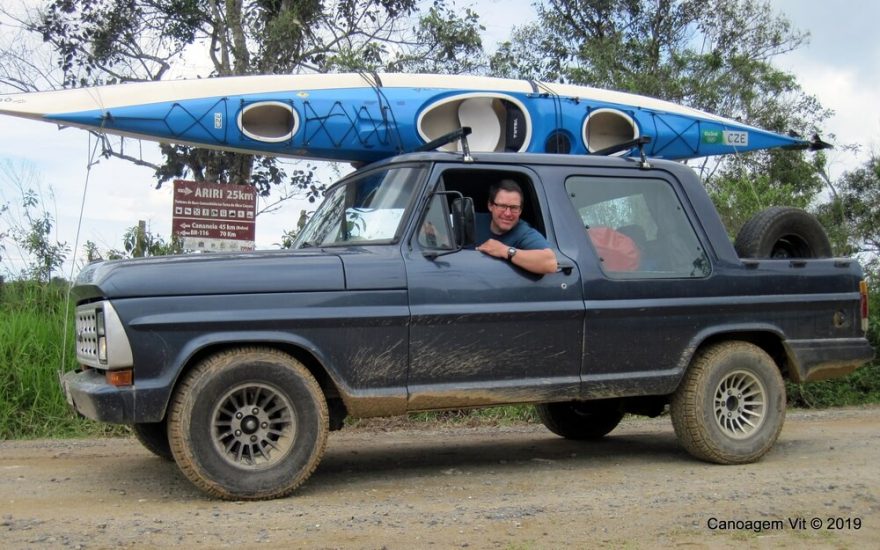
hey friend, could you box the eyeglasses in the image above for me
[491,201,522,214]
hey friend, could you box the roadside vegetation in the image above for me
[0,280,124,438]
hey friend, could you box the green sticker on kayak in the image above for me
[702,130,723,144]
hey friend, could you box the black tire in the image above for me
[671,341,786,464]
[536,399,625,440]
[132,420,173,461]
[734,206,832,259]
[168,347,329,500]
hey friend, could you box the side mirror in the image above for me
[451,196,475,248]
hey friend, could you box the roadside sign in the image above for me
[172,180,257,252]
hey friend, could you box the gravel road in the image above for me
[1,406,878,549]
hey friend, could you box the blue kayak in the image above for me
[0,73,822,163]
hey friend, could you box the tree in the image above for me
[1,1,485,200]
[705,148,830,234]
[83,221,181,263]
[0,161,69,282]
[491,0,815,125]
[387,3,486,74]
[816,154,880,264]
[490,0,831,231]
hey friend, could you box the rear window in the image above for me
[566,176,710,278]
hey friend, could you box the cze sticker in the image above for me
[214,113,223,129]
[723,130,748,146]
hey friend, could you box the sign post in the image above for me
[172,180,257,252]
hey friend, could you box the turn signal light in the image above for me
[859,280,869,333]
[106,369,133,387]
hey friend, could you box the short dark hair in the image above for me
[489,178,523,203]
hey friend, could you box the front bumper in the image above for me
[61,369,135,424]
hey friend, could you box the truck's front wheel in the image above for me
[671,341,785,464]
[168,347,329,500]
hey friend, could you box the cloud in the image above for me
[776,43,880,176]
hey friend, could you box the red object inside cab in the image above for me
[587,226,640,271]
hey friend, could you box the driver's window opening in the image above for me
[417,169,548,250]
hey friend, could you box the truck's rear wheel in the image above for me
[132,420,173,461]
[671,341,785,464]
[536,399,624,439]
[734,206,831,259]
[168,347,328,500]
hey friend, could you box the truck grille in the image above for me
[73,301,132,369]
[75,307,100,365]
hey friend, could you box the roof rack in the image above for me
[592,136,653,169]
[413,127,475,162]
[591,135,652,157]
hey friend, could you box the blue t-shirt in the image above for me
[475,215,551,250]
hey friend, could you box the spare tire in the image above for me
[734,207,832,259]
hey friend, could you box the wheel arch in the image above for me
[160,333,349,423]
[682,327,793,384]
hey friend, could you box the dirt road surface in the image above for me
[1,406,878,549]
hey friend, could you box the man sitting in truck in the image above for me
[475,179,558,275]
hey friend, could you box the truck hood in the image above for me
[73,250,346,300]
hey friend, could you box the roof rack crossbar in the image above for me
[591,135,652,157]
[413,127,473,155]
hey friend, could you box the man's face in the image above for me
[488,189,523,234]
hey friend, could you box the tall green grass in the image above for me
[0,281,118,439]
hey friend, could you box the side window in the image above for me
[566,176,710,279]
[432,168,549,243]
[417,183,455,250]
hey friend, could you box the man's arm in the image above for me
[476,239,558,275]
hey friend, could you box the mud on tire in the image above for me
[671,341,786,464]
[168,347,329,500]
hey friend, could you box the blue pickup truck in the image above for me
[64,150,874,500]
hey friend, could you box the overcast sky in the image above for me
[0,0,878,278]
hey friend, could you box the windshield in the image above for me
[294,166,426,248]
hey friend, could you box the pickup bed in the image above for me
[63,151,874,500]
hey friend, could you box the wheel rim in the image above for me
[713,370,766,439]
[211,382,296,469]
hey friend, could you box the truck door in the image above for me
[402,165,584,410]
[562,173,713,397]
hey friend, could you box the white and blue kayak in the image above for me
[0,73,822,163]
